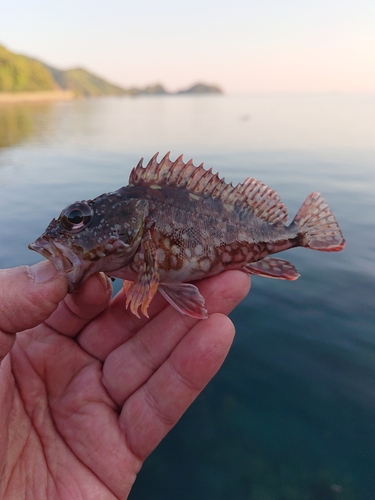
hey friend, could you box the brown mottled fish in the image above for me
[29,153,345,319]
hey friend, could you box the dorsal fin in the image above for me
[129,153,288,224]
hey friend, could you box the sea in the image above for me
[0,94,374,500]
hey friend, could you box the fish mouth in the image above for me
[28,237,86,292]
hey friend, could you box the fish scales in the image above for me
[121,184,290,280]
[29,152,345,319]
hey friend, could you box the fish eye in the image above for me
[60,202,93,231]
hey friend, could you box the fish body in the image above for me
[29,153,345,318]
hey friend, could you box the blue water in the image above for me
[0,95,374,499]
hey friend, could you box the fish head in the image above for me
[29,192,148,292]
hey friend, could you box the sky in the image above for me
[1,0,375,94]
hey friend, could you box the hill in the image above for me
[135,83,223,96]
[176,83,222,95]
[0,44,223,97]
[0,45,56,92]
[43,64,127,97]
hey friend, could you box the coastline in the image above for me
[0,90,75,105]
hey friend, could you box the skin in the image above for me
[0,261,250,499]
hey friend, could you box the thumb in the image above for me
[0,261,68,360]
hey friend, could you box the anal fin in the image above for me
[158,283,208,319]
[243,258,299,281]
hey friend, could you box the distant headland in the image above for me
[0,44,223,103]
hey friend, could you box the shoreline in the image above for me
[0,90,75,105]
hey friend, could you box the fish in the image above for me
[29,153,345,319]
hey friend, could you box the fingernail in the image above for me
[27,261,59,284]
[98,272,112,293]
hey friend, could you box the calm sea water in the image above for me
[0,94,374,499]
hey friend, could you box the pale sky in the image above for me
[1,0,375,93]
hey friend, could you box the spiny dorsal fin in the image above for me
[129,153,288,224]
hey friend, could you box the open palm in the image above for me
[0,264,250,499]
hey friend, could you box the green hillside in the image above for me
[43,64,128,97]
[0,44,128,97]
[0,45,56,92]
[0,44,223,97]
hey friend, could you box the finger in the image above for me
[44,272,112,337]
[119,313,235,461]
[76,283,169,359]
[0,262,67,361]
[80,269,249,363]
[77,278,193,362]
[10,272,112,401]
[0,332,15,364]
[101,270,250,405]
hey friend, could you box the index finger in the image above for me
[77,270,250,362]
[43,272,113,337]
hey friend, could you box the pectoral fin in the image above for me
[158,283,208,319]
[243,258,299,280]
[122,237,159,318]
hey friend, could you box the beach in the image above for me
[0,90,75,104]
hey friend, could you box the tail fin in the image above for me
[292,192,345,252]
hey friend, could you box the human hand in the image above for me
[0,261,250,499]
